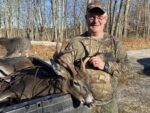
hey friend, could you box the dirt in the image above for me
[118,76,150,113]
[118,53,150,113]
[31,45,57,60]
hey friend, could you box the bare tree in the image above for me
[0,1,2,37]
[4,0,8,37]
[51,0,57,41]
[123,0,130,38]
[114,0,125,38]
[17,0,20,36]
[143,0,149,37]
[110,0,117,36]
[148,1,150,36]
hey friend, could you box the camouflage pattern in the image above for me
[54,32,130,113]
[86,1,106,14]
[91,94,118,113]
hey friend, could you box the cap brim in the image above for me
[88,7,105,14]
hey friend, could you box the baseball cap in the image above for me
[86,1,106,14]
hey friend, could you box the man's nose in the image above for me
[93,17,99,22]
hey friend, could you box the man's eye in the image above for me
[70,80,79,86]
[88,16,104,21]
[89,17,94,20]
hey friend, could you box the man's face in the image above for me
[86,12,107,33]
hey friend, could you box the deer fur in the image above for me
[0,37,31,58]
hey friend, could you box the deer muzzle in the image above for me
[85,93,94,105]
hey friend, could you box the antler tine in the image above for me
[62,49,76,54]
[81,57,90,72]
[58,55,77,76]
[66,63,77,76]
[56,48,77,76]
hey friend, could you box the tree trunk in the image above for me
[57,0,61,42]
[123,0,130,38]
[73,0,77,37]
[17,0,20,37]
[8,0,13,37]
[107,0,112,34]
[51,0,57,42]
[148,1,150,36]
[135,1,141,38]
[4,0,8,37]
[87,0,92,3]
[110,0,117,36]
[114,0,125,38]
[143,0,149,37]
[0,3,1,29]
[64,0,68,39]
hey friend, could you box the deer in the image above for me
[0,56,94,107]
[0,37,31,58]
[0,57,34,83]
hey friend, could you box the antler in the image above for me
[66,62,77,76]
[54,49,77,76]
[81,57,90,72]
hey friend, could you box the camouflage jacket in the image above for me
[54,32,130,104]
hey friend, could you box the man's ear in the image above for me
[102,13,108,24]
[103,13,108,20]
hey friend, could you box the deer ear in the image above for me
[50,59,69,79]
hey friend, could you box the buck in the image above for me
[0,57,94,107]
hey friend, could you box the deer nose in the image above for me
[85,93,94,104]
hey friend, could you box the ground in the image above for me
[117,50,150,113]
[118,77,150,113]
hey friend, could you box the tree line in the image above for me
[0,0,149,41]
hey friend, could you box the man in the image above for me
[54,1,130,113]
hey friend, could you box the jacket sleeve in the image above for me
[106,37,132,77]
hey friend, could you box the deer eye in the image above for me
[73,81,80,86]
[70,80,80,87]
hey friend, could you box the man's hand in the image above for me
[89,55,105,70]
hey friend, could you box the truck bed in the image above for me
[0,93,91,113]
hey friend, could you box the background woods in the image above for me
[0,0,149,41]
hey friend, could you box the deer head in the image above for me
[50,56,94,105]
